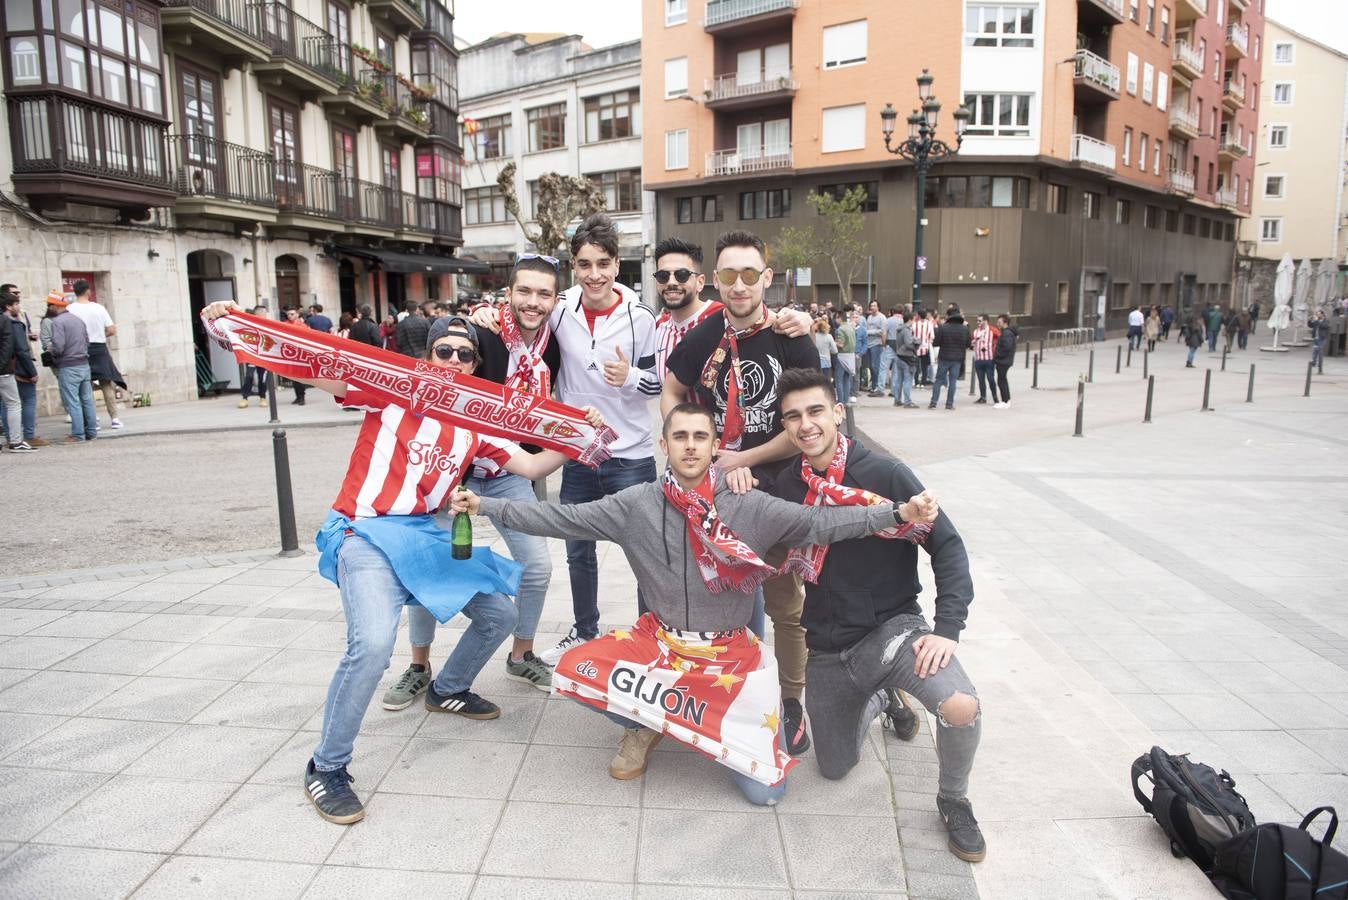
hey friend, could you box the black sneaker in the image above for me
[880,689,919,742]
[425,685,500,719]
[937,796,987,862]
[303,758,364,825]
[782,697,810,755]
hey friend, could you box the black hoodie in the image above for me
[931,315,971,365]
[772,439,974,653]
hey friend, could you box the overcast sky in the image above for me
[454,0,1346,55]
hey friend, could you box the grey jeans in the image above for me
[806,612,980,800]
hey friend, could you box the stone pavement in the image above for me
[0,334,1342,898]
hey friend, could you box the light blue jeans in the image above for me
[56,363,97,439]
[890,356,914,405]
[313,535,517,771]
[412,472,552,650]
[877,346,896,392]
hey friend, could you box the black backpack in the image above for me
[1132,746,1257,870]
[1209,807,1348,899]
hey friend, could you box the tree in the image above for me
[495,162,606,255]
[770,225,817,305]
[806,185,869,309]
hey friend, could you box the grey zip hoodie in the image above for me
[478,470,898,632]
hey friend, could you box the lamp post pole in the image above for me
[881,71,971,317]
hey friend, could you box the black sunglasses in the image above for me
[433,345,476,363]
[654,268,696,285]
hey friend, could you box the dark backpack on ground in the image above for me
[1209,806,1348,899]
[1132,746,1257,870]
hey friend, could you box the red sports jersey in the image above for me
[655,301,723,383]
[971,327,997,361]
[911,318,935,353]
[332,388,520,519]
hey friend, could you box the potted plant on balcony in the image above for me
[407,108,429,127]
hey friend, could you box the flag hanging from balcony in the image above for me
[462,116,481,136]
[203,310,617,467]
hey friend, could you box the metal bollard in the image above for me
[1221,344,1228,371]
[1025,341,1030,369]
[1039,340,1045,362]
[1073,379,1084,437]
[844,403,856,437]
[267,371,279,425]
[1143,349,1149,380]
[1032,355,1039,389]
[1246,364,1255,403]
[1202,369,1213,412]
[968,364,975,396]
[1144,375,1154,423]
[1126,343,1133,368]
[272,429,303,557]
[1115,345,1122,374]
[1305,361,1313,397]
[1088,349,1095,384]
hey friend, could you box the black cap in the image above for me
[426,315,480,353]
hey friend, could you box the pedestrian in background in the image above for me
[307,304,333,334]
[912,310,935,385]
[814,317,838,388]
[1144,308,1160,352]
[66,280,126,430]
[1126,306,1144,351]
[1185,314,1204,368]
[380,314,397,350]
[1309,310,1329,368]
[1236,307,1251,351]
[970,315,999,405]
[1205,303,1223,353]
[350,305,382,347]
[890,311,918,408]
[929,306,970,410]
[238,305,271,408]
[993,314,1017,409]
[337,312,353,340]
[0,291,37,452]
[1160,304,1174,340]
[47,291,97,442]
[833,310,856,405]
[864,301,886,396]
[395,302,430,358]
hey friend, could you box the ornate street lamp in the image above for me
[882,70,971,314]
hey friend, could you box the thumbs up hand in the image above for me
[602,344,631,387]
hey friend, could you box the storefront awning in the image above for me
[326,244,491,275]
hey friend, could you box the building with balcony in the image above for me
[1238,20,1348,306]
[1,0,476,411]
[456,33,648,293]
[641,0,1264,333]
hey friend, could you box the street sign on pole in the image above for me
[916,256,928,271]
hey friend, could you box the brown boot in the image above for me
[609,727,662,780]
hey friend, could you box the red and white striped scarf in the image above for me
[699,312,768,451]
[500,303,552,399]
[204,310,617,466]
[662,466,778,594]
[782,435,931,584]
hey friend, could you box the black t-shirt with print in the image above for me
[666,311,819,482]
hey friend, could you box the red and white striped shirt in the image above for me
[655,301,723,383]
[971,326,997,361]
[332,388,520,519]
[911,317,935,354]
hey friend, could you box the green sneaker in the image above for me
[382,664,431,710]
[505,651,553,693]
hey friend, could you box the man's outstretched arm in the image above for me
[452,485,632,545]
[740,489,936,550]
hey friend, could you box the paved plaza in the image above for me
[0,337,1344,899]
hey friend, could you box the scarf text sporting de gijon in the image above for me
[204,310,616,466]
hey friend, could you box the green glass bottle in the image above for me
[451,497,472,560]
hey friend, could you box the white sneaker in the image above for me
[997,401,1010,409]
[992,402,1005,409]
[537,629,586,666]
[109,418,123,429]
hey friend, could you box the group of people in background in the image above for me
[0,279,125,449]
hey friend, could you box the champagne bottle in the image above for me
[451,476,472,560]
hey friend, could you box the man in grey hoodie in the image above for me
[451,403,936,805]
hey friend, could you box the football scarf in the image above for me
[782,434,931,583]
[661,466,778,594]
[204,310,616,466]
[552,612,797,786]
[699,312,768,451]
[500,302,552,399]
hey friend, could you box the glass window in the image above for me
[584,90,639,142]
[1273,42,1292,64]
[474,114,511,159]
[821,103,865,152]
[964,4,1035,48]
[664,0,686,25]
[1143,205,1158,228]
[526,102,566,152]
[586,168,641,213]
[464,186,508,225]
[664,129,687,169]
[59,0,82,38]
[9,37,42,84]
[664,57,687,98]
[1082,191,1101,219]
[818,181,879,212]
[822,19,868,67]
[1268,125,1287,148]
[1047,183,1068,213]
[739,189,790,219]
[962,92,1031,136]
[1264,175,1283,197]
[61,39,85,91]
[7,0,35,30]
[1272,82,1292,104]
[1115,199,1131,225]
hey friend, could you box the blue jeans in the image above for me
[1187,345,1199,364]
[865,345,885,390]
[1128,326,1142,350]
[56,364,97,440]
[890,356,914,405]
[1207,329,1219,352]
[591,702,788,806]
[834,362,854,405]
[412,472,552,649]
[240,365,268,400]
[313,536,517,771]
[560,456,657,639]
[929,359,960,408]
[1312,338,1325,367]
[974,359,997,401]
[876,346,895,392]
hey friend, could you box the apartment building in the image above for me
[642,0,1266,333]
[457,34,648,293]
[1,0,473,411]
[1239,19,1348,295]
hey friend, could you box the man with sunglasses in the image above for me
[200,301,604,826]
[382,256,563,709]
[661,229,822,755]
[652,238,721,384]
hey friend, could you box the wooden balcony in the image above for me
[367,0,425,32]
[250,2,343,99]
[161,0,271,67]
[168,133,277,223]
[320,66,390,126]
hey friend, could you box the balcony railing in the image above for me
[1166,169,1195,194]
[8,93,170,188]
[707,68,797,102]
[1218,133,1248,157]
[1082,0,1124,16]
[1073,49,1121,94]
[1215,187,1238,207]
[169,134,275,206]
[163,0,262,40]
[1070,133,1116,171]
[251,2,345,81]
[706,145,793,176]
[371,71,429,127]
[1223,79,1246,105]
[1173,39,1204,77]
[704,0,798,27]
[414,75,458,113]
[1226,23,1249,56]
[1169,105,1200,134]
[274,160,341,217]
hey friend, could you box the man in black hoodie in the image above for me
[773,367,985,863]
[928,306,971,410]
[992,314,1017,409]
